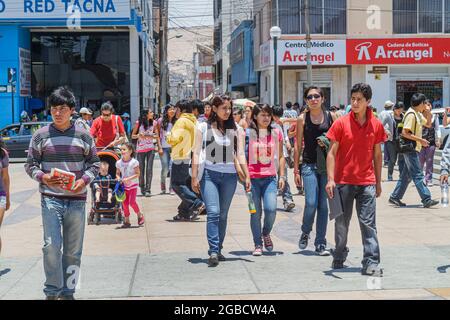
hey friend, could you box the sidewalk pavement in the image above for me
[1,162,450,300]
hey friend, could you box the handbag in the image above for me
[398,113,417,153]
[115,115,129,144]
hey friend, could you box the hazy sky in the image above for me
[169,0,214,28]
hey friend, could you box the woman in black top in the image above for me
[392,102,406,178]
[294,86,336,256]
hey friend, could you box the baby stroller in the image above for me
[88,148,123,225]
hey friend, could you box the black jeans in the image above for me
[137,151,155,194]
[385,141,398,178]
[171,162,203,218]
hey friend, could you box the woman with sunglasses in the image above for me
[294,86,336,256]
[90,102,127,149]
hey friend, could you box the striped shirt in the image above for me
[25,123,100,200]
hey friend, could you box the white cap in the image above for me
[79,107,92,115]
[384,100,394,108]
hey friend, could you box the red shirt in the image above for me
[90,115,125,148]
[326,109,386,185]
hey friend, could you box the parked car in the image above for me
[431,108,450,148]
[0,122,51,159]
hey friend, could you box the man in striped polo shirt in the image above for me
[25,87,100,300]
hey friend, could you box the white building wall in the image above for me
[130,28,140,124]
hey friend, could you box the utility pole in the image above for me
[305,0,313,86]
[159,0,169,111]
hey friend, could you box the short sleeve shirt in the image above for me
[248,128,283,178]
[90,115,125,148]
[402,109,427,152]
[0,149,9,196]
[326,109,386,185]
[116,158,139,190]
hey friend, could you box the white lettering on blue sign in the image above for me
[0,0,128,20]
[61,0,116,13]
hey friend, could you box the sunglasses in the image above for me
[307,94,321,100]
[102,113,112,117]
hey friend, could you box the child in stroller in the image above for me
[93,161,113,205]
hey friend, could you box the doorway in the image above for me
[396,80,443,109]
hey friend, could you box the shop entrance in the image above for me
[396,80,443,109]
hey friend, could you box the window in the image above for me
[280,0,301,34]
[446,0,450,32]
[277,0,346,35]
[394,0,450,33]
[419,0,442,33]
[230,32,244,64]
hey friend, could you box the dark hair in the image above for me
[138,110,151,130]
[303,86,324,100]
[0,138,6,159]
[121,142,135,158]
[209,95,236,132]
[249,104,273,138]
[272,105,284,118]
[233,107,244,117]
[351,83,372,101]
[411,93,427,107]
[394,101,405,110]
[339,104,345,110]
[293,102,300,108]
[192,99,205,115]
[48,86,76,109]
[424,99,432,105]
[286,101,292,109]
[162,104,176,131]
[175,99,193,114]
[101,101,114,113]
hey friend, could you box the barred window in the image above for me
[394,0,450,33]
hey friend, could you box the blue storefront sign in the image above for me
[0,0,130,20]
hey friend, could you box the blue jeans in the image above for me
[160,148,171,191]
[334,185,380,267]
[281,165,293,203]
[200,169,237,255]
[301,164,328,247]
[250,177,278,246]
[41,196,86,297]
[390,151,432,204]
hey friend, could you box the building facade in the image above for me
[229,20,258,99]
[214,0,253,95]
[194,44,215,101]
[253,0,450,110]
[0,0,155,128]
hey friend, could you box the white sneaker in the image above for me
[427,181,434,187]
[252,246,263,256]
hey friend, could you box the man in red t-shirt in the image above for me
[90,102,126,149]
[326,83,386,277]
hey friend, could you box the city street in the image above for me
[2,161,450,300]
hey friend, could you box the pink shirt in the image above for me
[248,128,283,179]
[136,121,155,153]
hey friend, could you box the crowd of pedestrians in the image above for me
[1,82,450,300]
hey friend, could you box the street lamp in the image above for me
[270,26,282,107]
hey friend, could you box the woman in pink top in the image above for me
[247,104,285,256]
[132,110,156,197]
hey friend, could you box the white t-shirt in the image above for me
[116,158,139,190]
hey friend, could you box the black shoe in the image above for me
[59,295,75,300]
[423,199,439,208]
[389,197,406,207]
[332,260,345,269]
[45,296,59,300]
[208,253,219,267]
[189,210,200,220]
[218,253,226,262]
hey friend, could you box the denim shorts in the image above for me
[0,196,6,209]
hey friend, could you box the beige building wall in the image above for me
[347,0,393,37]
